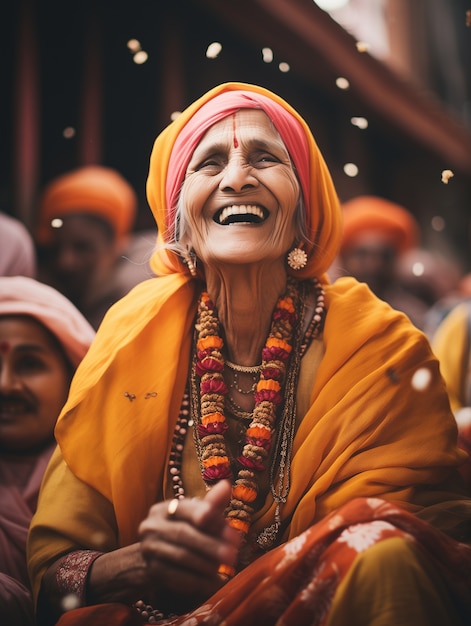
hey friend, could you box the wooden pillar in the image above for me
[13,0,40,229]
[79,8,103,165]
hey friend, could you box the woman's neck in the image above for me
[204,263,288,365]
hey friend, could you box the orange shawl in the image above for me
[50,274,467,546]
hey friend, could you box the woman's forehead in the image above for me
[193,109,283,151]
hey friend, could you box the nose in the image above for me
[219,157,258,193]
[0,362,22,393]
[55,246,80,273]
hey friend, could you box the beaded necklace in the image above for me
[169,278,326,575]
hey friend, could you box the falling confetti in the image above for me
[262,47,273,63]
[206,42,222,59]
[336,77,350,90]
[62,127,76,139]
[441,169,454,184]
[350,116,368,129]
[356,41,369,53]
[411,367,432,391]
[343,163,359,177]
[127,39,141,52]
[133,50,148,65]
[455,407,471,428]
[61,593,80,612]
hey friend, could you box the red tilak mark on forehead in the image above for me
[232,114,239,148]
[0,341,11,353]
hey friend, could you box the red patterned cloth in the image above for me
[55,498,471,626]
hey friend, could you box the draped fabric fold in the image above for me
[49,498,471,626]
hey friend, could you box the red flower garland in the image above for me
[193,284,299,551]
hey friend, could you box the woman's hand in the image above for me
[138,479,241,607]
[40,481,241,618]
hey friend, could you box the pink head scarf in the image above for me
[0,276,95,368]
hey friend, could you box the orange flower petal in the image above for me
[278,297,295,313]
[202,412,225,425]
[232,485,257,502]
[202,456,230,468]
[227,518,250,534]
[246,426,271,439]
[197,336,224,351]
[256,379,281,392]
[266,337,292,352]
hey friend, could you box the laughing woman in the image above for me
[28,83,471,626]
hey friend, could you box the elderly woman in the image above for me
[0,276,95,625]
[28,83,471,626]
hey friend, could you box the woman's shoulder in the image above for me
[324,276,412,326]
[322,276,429,358]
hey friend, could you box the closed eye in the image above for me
[193,151,227,172]
[251,151,281,167]
[15,354,49,374]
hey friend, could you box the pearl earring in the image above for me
[184,250,198,277]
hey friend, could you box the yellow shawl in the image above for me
[48,274,466,548]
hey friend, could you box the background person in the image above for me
[335,195,430,328]
[35,165,150,329]
[0,276,95,626]
[0,212,37,278]
[28,83,471,626]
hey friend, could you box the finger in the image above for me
[193,479,232,533]
[141,526,221,576]
[141,512,239,570]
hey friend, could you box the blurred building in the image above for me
[3,0,471,268]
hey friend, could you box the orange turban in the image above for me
[146,82,343,280]
[36,165,137,245]
[341,196,419,254]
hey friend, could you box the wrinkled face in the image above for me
[0,316,72,453]
[181,109,300,267]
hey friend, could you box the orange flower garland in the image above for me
[192,280,301,544]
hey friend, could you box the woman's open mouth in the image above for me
[215,204,268,225]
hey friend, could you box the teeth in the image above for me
[218,205,265,224]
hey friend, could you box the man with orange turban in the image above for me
[35,165,145,329]
[337,195,430,328]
